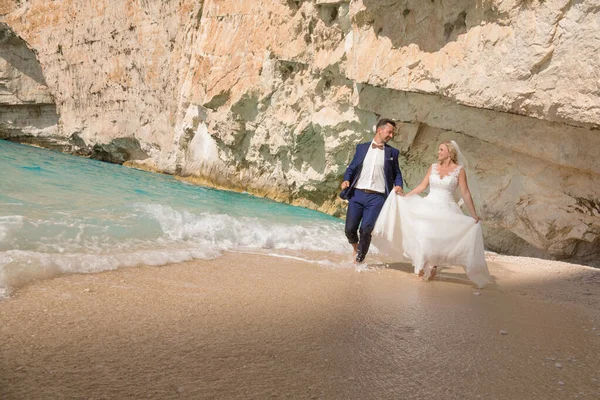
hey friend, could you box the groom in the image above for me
[340,118,403,263]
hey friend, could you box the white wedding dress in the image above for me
[372,164,492,288]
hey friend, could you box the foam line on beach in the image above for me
[230,249,339,267]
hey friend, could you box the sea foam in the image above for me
[0,140,349,296]
[0,203,347,293]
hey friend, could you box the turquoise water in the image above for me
[0,140,346,296]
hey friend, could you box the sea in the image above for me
[0,140,349,298]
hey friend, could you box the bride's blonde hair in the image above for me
[441,141,458,164]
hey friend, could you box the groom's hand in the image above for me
[341,181,350,189]
[394,186,403,195]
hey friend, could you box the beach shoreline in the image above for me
[1,252,599,399]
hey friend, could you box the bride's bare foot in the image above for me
[428,266,438,281]
[418,269,425,281]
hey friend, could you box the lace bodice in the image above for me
[426,163,462,203]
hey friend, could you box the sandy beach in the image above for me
[1,252,599,399]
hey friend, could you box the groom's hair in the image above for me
[376,118,396,131]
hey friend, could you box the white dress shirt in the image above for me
[355,141,385,193]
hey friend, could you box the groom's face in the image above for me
[376,123,395,143]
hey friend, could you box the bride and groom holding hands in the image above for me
[340,118,492,288]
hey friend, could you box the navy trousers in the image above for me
[344,189,386,262]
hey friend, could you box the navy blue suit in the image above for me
[343,142,403,262]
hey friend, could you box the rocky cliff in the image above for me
[1,0,599,265]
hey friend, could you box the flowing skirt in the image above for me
[372,194,492,288]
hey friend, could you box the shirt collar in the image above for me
[371,140,385,149]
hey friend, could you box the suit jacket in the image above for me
[340,142,403,199]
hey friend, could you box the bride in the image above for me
[372,140,493,288]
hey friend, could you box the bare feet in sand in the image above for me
[418,266,438,281]
[429,266,438,280]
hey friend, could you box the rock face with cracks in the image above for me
[0,0,599,265]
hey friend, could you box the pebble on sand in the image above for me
[499,330,508,335]
[555,363,562,369]
[558,381,565,386]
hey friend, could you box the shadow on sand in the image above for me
[369,261,496,288]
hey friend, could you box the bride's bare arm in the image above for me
[405,166,432,196]
[458,168,480,222]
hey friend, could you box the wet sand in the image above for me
[1,252,599,399]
